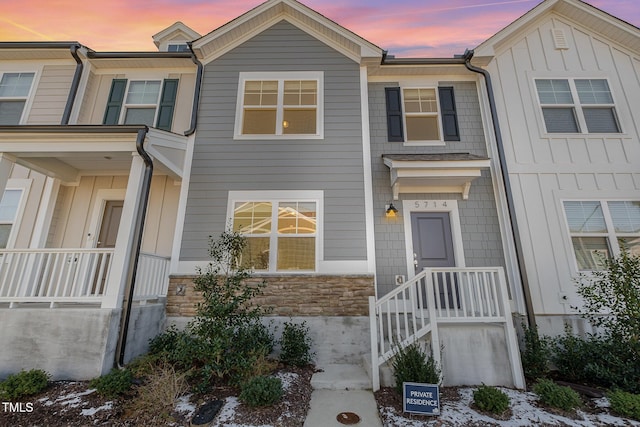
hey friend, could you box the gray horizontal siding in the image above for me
[181,20,367,262]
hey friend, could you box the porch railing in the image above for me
[0,249,170,308]
[369,267,522,391]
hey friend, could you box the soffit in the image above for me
[382,153,491,200]
[0,49,77,61]
[87,57,195,70]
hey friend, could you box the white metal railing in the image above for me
[369,267,516,391]
[0,249,170,308]
[0,249,114,307]
[133,252,170,303]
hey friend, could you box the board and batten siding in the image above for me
[180,20,367,262]
[25,64,75,125]
[485,13,640,322]
[368,81,506,297]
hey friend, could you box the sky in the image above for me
[0,0,638,57]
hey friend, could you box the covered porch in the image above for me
[0,125,187,379]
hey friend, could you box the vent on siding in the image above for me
[552,29,569,50]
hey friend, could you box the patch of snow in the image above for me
[275,372,298,391]
[175,394,196,418]
[382,387,640,427]
[81,402,113,416]
[594,397,610,409]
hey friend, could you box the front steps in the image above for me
[311,363,371,390]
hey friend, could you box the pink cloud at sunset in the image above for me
[0,0,638,57]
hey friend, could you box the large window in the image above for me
[230,194,320,272]
[235,72,323,138]
[0,72,35,125]
[0,189,24,248]
[564,200,640,270]
[535,79,621,134]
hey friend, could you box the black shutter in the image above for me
[103,79,127,125]
[156,79,179,131]
[385,87,404,142]
[438,86,460,141]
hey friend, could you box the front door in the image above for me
[97,200,123,248]
[411,212,457,308]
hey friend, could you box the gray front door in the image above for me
[97,200,123,248]
[411,212,457,307]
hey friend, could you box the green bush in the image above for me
[279,320,314,367]
[391,342,441,395]
[89,369,133,398]
[533,379,581,411]
[239,376,283,407]
[520,323,549,380]
[608,390,640,421]
[473,384,510,415]
[0,369,49,400]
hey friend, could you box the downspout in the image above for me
[61,43,83,125]
[185,42,202,136]
[116,126,153,367]
[463,49,536,327]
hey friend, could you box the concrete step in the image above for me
[303,389,383,427]
[361,354,395,389]
[311,364,371,390]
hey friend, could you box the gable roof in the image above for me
[473,0,640,61]
[190,0,382,64]
[152,22,201,49]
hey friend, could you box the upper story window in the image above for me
[0,72,35,125]
[535,79,621,134]
[385,86,459,145]
[563,200,640,270]
[103,78,178,131]
[235,72,323,139]
[229,191,322,272]
[167,43,189,52]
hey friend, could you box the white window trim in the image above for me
[533,77,622,136]
[1,179,32,249]
[401,86,445,147]
[234,71,324,140]
[561,198,640,271]
[402,199,465,279]
[226,190,324,273]
[118,79,163,127]
[0,69,40,125]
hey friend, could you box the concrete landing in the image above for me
[304,364,383,427]
[304,389,383,427]
[311,364,371,390]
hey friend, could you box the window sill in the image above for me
[402,140,446,147]
[543,132,631,139]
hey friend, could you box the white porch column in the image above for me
[30,177,60,248]
[102,154,146,309]
[0,153,16,199]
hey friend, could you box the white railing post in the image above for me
[424,269,441,370]
[369,296,380,392]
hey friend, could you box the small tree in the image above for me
[576,249,640,344]
[188,231,273,388]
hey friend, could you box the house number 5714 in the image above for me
[414,201,448,209]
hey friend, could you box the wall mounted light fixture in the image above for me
[385,203,398,218]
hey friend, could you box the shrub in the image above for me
[89,369,133,398]
[608,390,640,421]
[520,323,549,380]
[239,376,283,407]
[279,320,314,367]
[533,379,581,411]
[0,369,49,400]
[126,362,188,420]
[473,384,510,415]
[391,341,441,395]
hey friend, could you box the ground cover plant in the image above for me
[533,378,582,412]
[472,384,510,415]
[0,369,49,400]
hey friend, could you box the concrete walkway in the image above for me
[303,364,383,427]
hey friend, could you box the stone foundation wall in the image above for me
[166,274,375,317]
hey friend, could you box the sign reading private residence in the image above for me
[403,382,440,416]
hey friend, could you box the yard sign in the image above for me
[403,382,440,416]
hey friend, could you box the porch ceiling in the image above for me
[382,153,491,200]
[0,126,187,184]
